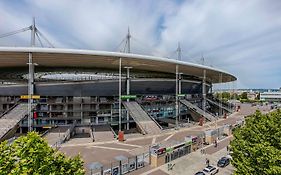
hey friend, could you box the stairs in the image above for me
[180,99,215,121]
[123,101,162,135]
[0,103,29,141]
[206,98,233,113]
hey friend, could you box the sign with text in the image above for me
[20,95,40,99]
[121,95,137,100]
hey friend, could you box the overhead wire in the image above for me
[0,26,31,39]
[0,25,55,48]
[36,29,55,48]
[35,32,44,47]
[114,37,126,52]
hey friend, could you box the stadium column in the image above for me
[202,70,206,117]
[27,53,34,132]
[178,72,183,122]
[219,73,223,117]
[28,18,36,132]
[119,57,122,131]
[175,64,179,129]
[125,66,132,130]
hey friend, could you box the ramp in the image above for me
[206,98,232,113]
[123,101,162,135]
[0,103,29,141]
[180,99,215,121]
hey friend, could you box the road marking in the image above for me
[164,134,174,141]
[116,142,143,148]
[88,145,130,152]
[151,137,156,144]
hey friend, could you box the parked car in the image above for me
[203,165,219,175]
[195,171,205,175]
[217,157,230,167]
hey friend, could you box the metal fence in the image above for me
[88,153,148,175]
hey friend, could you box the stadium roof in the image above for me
[0,47,236,83]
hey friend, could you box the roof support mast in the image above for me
[118,27,131,132]
[28,18,35,132]
[127,27,131,53]
[175,42,181,129]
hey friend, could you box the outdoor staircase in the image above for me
[180,99,215,121]
[206,98,233,113]
[0,103,29,141]
[123,101,162,135]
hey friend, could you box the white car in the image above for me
[203,165,219,175]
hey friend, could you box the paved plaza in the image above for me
[58,103,272,174]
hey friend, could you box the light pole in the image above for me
[118,58,122,132]
[178,72,183,124]
[175,64,179,129]
[124,66,132,130]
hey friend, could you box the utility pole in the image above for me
[28,18,36,132]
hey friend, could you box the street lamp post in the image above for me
[118,58,122,132]
[175,64,179,129]
[124,66,132,130]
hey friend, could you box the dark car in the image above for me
[217,157,230,167]
[195,171,205,175]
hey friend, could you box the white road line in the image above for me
[164,133,175,141]
[151,137,156,144]
[116,142,143,148]
[88,145,130,152]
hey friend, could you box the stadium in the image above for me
[0,46,237,141]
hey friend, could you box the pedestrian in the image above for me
[206,158,210,166]
[214,140,218,147]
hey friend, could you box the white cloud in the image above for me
[0,0,280,88]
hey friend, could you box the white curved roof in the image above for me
[0,47,236,83]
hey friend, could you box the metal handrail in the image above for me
[139,104,163,130]
[0,101,19,118]
[123,102,147,135]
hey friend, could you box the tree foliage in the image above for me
[240,92,248,100]
[230,110,281,175]
[0,132,85,175]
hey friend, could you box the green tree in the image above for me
[230,110,281,175]
[231,93,239,100]
[222,92,231,99]
[0,132,85,175]
[240,92,248,100]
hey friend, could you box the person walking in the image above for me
[206,158,210,166]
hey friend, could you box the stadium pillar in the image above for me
[175,64,179,129]
[178,73,182,122]
[118,58,122,131]
[202,70,206,117]
[219,73,223,116]
[125,66,132,130]
[28,18,36,132]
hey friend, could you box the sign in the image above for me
[156,148,166,155]
[166,147,174,153]
[20,95,40,99]
[121,95,137,100]
[185,140,192,145]
[177,94,186,97]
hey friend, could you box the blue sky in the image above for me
[0,0,281,89]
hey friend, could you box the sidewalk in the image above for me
[142,136,234,175]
